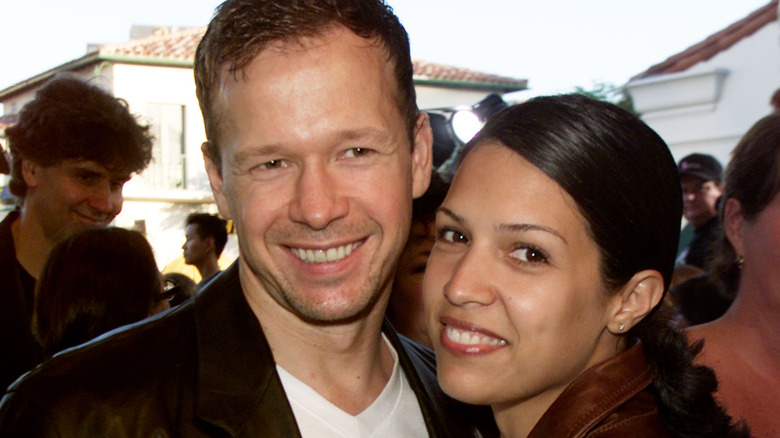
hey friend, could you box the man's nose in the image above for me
[288,163,349,230]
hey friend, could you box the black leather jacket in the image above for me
[0,263,496,437]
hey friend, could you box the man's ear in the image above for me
[202,142,232,220]
[606,270,665,334]
[205,236,217,254]
[410,112,433,199]
[722,197,745,257]
[21,159,41,189]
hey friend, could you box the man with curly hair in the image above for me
[0,75,153,390]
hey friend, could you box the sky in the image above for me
[0,0,773,111]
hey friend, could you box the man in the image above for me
[388,172,449,349]
[182,212,228,287]
[677,152,724,269]
[0,1,495,437]
[0,76,152,391]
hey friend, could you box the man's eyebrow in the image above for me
[232,145,283,165]
[232,128,396,164]
[438,206,567,244]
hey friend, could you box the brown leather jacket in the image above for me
[529,343,669,438]
[0,263,496,437]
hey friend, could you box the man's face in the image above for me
[182,224,212,265]
[23,158,128,243]
[204,27,432,323]
[681,174,723,228]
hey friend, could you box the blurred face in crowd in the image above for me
[424,143,623,429]
[23,158,128,243]
[204,26,432,323]
[725,190,780,301]
[389,219,436,348]
[681,175,723,228]
[182,224,213,266]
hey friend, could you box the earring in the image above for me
[737,254,745,269]
[617,323,625,332]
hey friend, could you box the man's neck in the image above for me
[11,208,52,280]
[239,262,394,415]
[691,214,717,231]
[197,258,221,282]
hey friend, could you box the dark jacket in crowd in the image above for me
[0,262,496,437]
[529,343,669,437]
[684,216,721,270]
[0,210,42,392]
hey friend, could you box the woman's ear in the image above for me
[723,197,745,257]
[606,270,665,334]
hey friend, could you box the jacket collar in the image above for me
[193,262,301,436]
[191,262,488,438]
[530,343,654,437]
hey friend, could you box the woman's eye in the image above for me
[510,245,548,264]
[344,147,372,158]
[438,229,468,244]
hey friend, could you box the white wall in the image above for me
[626,21,780,167]
[1,62,510,271]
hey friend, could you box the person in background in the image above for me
[0,1,495,436]
[0,75,152,391]
[33,227,168,359]
[676,152,724,270]
[387,172,449,348]
[162,272,199,307]
[423,94,747,437]
[687,113,780,437]
[182,212,228,287]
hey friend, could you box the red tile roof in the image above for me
[95,26,527,90]
[96,27,205,61]
[632,0,778,80]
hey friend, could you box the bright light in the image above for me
[450,110,483,143]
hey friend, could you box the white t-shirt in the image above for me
[276,335,428,437]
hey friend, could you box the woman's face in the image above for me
[734,191,780,297]
[424,143,622,417]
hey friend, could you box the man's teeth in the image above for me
[445,326,507,347]
[291,241,362,264]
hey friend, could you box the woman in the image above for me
[687,113,780,437]
[33,227,169,358]
[423,94,747,437]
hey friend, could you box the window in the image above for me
[145,103,186,189]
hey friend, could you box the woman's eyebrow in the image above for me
[497,223,568,245]
[438,206,567,244]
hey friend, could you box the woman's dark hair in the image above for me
[33,227,163,357]
[461,94,748,437]
[710,113,780,294]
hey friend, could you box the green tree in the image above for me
[575,82,636,115]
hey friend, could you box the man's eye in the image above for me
[510,245,548,264]
[344,147,372,158]
[438,229,468,244]
[77,174,100,185]
[259,159,286,170]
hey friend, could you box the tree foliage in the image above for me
[575,82,636,115]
